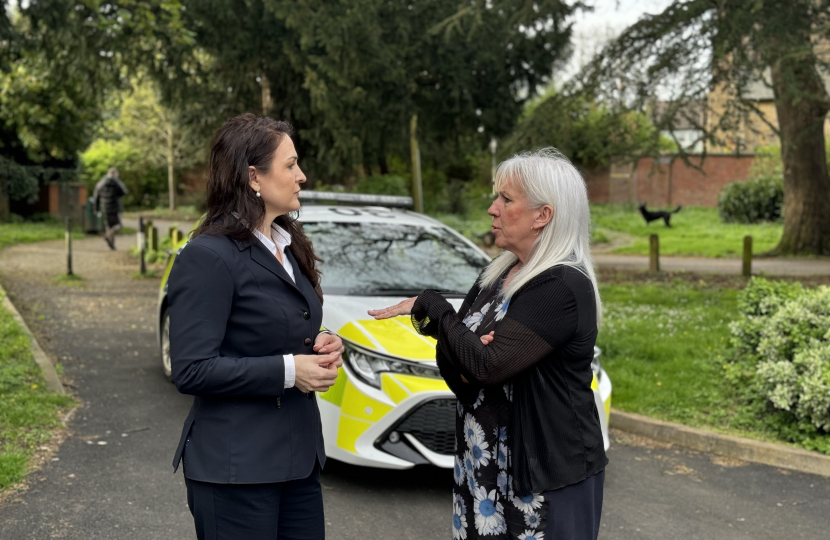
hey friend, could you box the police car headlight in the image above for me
[344,343,442,389]
[591,346,602,380]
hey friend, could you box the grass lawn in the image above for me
[0,221,84,252]
[0,295,75,489]
[598,276,827,453]
[123,205,202,222]
[591,205,783,258]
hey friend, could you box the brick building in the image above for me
[582,154,755,208]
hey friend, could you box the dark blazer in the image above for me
[168,232,326,484]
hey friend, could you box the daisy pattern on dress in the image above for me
[454,494,467,516]
[463,414,484,447]
[494,426,507,442]
[472,389,485,409]
[496,442,508,469]
[466,469,479,494]
[473,487,506,536]
[518,530,544,540]
[452,498,468,540]
[524,511,541,529]
[512,492,544,513]
[464,451,476,479]
[462,302,492,332]
[494,298,510,321]
[454,455,466,486]
[503,383,513,402]
[497,470,509,497]
[457,400,465,417]
[468,438,491,470]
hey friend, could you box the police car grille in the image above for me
[398,399,456,455]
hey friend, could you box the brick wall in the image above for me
[583,155,755,208]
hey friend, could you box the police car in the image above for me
[156,192,612,469]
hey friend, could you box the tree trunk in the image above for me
[261,74,273,116]
[770,57,830,255]
[167,124,176,211]
[378,135,389,175]
[410,114,423,213]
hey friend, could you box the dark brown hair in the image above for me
[194,113,323,301]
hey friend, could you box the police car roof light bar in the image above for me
[298,191,414,209]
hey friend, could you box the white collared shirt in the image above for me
[253,223,298,388]
[252,223,296,283]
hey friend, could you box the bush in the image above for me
[718,175,784,224]
[80,139,167,208]
[354,175,409,196]
[729,278,830,434]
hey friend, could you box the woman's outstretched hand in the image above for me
[367,297,417,320]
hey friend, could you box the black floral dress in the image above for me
[451,284,547,540]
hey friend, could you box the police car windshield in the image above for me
[303,221,490,296]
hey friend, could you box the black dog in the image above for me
[638,204,682,227]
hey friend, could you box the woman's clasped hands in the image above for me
[293,333,344,393]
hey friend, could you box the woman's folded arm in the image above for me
[414,277,579,385]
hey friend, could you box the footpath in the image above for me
[0,235,195,539]
[593,253,830,276]
[1,235,828,540]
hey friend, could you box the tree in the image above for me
[0,0,192,211]
[580,0,830,255]
[501,91,662,167]
[156,0,580,185]
[115,80,202,209]
[271,0,579,177]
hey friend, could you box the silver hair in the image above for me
[107,167,119,177]
[479,148,602,327]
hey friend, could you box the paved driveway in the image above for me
[0,236,827,539]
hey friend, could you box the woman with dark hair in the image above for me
[168,113,343,540]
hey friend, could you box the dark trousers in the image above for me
[185,464,324,540]
[544,469,604,540]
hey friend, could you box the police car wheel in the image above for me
[161,310,173,382]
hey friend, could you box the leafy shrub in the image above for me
[729,278,830,434]
[718,175,783,224]
[80,139,167,208]
[354,175,409,196]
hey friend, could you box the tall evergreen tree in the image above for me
[581,0,830,256]
[0,0,191,205]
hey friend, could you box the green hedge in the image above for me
[718,175,784,224]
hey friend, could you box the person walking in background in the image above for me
[167,113,343,540]
[92,167,128,250]
[369,149,607,540]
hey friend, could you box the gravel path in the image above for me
[594,253,830,276]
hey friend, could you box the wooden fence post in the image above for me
[144,220,158,252]
[649,234,660,273]
[170,227,183,245]
[742,235,753,277]
[138,216,146,275]
[65,217,73,276]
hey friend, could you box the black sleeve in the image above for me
[410,282,483,403]
[412,276,579,385]
[168,244,286,397]
[410,280,480,339]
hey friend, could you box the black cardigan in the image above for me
[412,264,608,495]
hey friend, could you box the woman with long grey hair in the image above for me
[369,148,607,540]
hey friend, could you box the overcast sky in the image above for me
[563,0,675,78]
